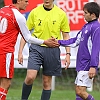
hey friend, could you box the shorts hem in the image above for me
[43,73,62,76]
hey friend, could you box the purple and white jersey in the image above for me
[58,20,100,71]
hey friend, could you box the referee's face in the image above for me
[43,0,54,9]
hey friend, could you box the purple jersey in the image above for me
[58,20,100,71]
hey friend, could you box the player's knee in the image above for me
[76,91,86,98]
[43,81,51,89]
[1,78,12,90]
[25,75,35,84]
[1,81,11,90]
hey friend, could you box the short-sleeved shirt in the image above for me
[27,4,70,46]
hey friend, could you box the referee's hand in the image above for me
[18,53,23,65]
[44,37,60,47]
[64,54,70,70]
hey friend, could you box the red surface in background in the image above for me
[4,0,43,13]
[4,0,89,31]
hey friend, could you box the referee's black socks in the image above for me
[41,89,51,100]
[21,82,32,100]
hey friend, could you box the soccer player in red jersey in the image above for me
[0,0,59,99]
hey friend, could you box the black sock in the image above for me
[41,89,51,100]
[21,82,32,100]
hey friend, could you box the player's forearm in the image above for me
[27,36,44,45]
[62,32,70,53]
[58,38,75,46]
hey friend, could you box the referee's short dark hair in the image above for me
[12,0,17,4]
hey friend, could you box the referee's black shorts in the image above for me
[27,44,62,76]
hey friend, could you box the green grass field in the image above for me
[7,88,100,100]
[6,69,100,100]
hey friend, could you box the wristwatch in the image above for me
[66,53,71,56]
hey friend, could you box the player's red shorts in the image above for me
[0,53,14,78]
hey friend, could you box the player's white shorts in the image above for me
[75,71,93,88]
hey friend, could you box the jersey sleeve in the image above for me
[58,37,77,47]
[60,12,70,33]
[58,31,82,47]
[12,8,44,45]
[89,27,100,68]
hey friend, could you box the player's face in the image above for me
[19,0,29,10]
[43,0,54,9]
[83,9,92,22]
